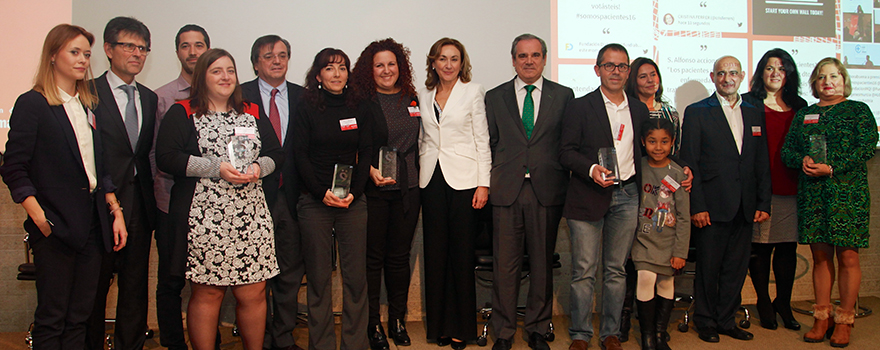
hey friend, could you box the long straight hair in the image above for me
[34,24,98,108]
[188,48,245,117]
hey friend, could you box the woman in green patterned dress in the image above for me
[781,57,877,347]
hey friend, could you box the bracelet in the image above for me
[828,165,834,178]
[110,207,124,215]
[106,199,119,208]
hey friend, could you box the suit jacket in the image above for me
[241,79,305,216]
[559,88,650,221]
[93,72,158,231]
[486,77,574,207]
[0,90,114,251]
[418,79,491,190]
[680,93,772,222]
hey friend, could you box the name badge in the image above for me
[407,106,421,117]
[234,126,256,139]
[804,114,820,124]
[87,109,97,129]
[661,175,680,192]
[751,126,762,137]
[616,124,625,141]
[340,117,358,131]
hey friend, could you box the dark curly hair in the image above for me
[350,38,417,105]
[303,47,351,110]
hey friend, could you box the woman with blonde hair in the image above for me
[0,24,127,349]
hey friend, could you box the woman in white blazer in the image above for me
[418,37,490,350]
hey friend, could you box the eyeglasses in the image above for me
[112,42,150,54]
[598,62,630,72]
[261,53,289,61]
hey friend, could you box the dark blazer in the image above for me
[680,93,772,222]
[487,78,574,207]
[0,90,114,251]
[559,88,650,221]
[92,72,158,230]
[241,79,305,216]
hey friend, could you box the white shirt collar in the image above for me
[259,78,287,95]
[600,88,628,108]
[57,86,78,103]
[716,92,741,109]
[515,75,543,93]
[106,69,136,89]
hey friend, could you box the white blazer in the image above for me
[418,79,491,190]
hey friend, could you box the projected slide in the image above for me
[553,0,880,142]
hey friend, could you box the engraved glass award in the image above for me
[331,164,354,198]
[379,147,398,181]
[597,147,620,184]
[227,135,256,173]
[809,135,827,164]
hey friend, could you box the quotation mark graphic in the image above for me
[699,1,707,7]
[643,49,648,54]
[700,45,708,51]
[737,22,742,27]
[602,28,611,34]
[791,49,799,55]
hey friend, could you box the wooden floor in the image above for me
[2,298,878,349]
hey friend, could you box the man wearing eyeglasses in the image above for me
[241,34,306,350]
[152,24,212,350]
[679,55,770,343]
[86,16,158,350]
[559,43,647,350]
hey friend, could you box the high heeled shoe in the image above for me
[804,304,833,343]
[756,298,778,330]
[772,299,801,330]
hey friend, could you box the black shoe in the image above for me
[369,324,390,350]
[697,327,719,343]
[772,300,801,330]
[437,336,453,347]
[451,339,466,350]
[388,319,412,346]
[492,338,512,350]
[718,326,754,340]
[619,309,632,342]
[636,298,657,350]
[528,332,551,350]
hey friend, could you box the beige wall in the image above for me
[2,153,880,330]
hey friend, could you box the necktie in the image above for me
[523,85,536,139]
[120,84,138,150]
[269,88,284,187]
[269,88,283,144]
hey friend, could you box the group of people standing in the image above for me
[0,15,875,350]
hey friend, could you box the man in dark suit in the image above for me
[559,43,647,350]
[680,55,771,343]
[241,34,306,350]
[85,16,158,350]
[486,34,574,350]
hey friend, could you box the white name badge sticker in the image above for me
[340,117,358,131]
[407,106,421,117]
[751,126,762,137]
[804,114,820,124]
[234,127,256,139]
[661,175,680,192]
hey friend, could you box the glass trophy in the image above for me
[331,164,354,199]
[227,135,256,173]
[379,147,398,181]
[809,135,827,164]
[597,147,620,185]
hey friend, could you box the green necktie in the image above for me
[523,84,536,139]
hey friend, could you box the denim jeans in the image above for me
[568,182,639,342]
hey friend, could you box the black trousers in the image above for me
[693,210,752,331]
[490,179,562,340]
[154,210,188,350]
[85,185,152,350]
[421,165,477,341]
[264,195,306,349]
[32,208,103,350]
[366,188,421,325]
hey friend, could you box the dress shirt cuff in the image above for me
[589,164,598,179]
[185,156,220,178]
[254,157,275,179]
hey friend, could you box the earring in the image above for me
[318,83,323,90]
[51,61,55,65]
